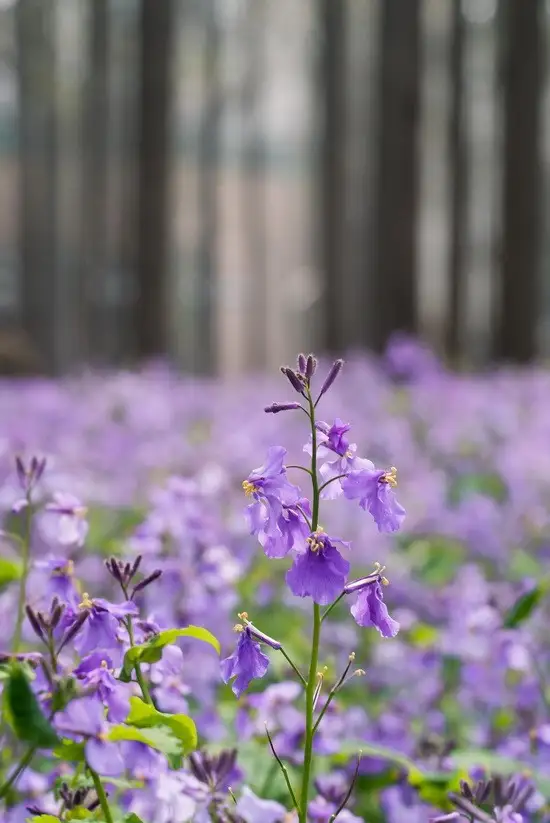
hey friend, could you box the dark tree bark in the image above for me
[494,0,543,362]
[135,0,173,359]
[447,0,468,360]
[371,0,421,352]
[319,0,347,353]
[16,0,57,372]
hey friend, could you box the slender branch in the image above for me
[328,752,362,822]
[295,505,313,532]
[12,497,32,652]
[318,474,348,494]
[313,656,354,734]
[299,386,321,823]
[279,647,307,687]
[120,581,154,706]
[287,465,313,477]
[0,745,36,799]
[321,591,346,623]
[89,766,114,823]
[265,725,299,812]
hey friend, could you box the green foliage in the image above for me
[120,626,220,682]
[448,472,508,505]
[126,697,197,754]
[4,663,59,748]
[503,582,549,628]
[0,556,22,591]
[108,723,183,756]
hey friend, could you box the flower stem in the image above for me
[321,591,345,623]
[124,615,153,705]
[0,745,36,799]
[89,766,114,823]
[12,499,32,653]
[299,387,322,823]
[279,646,307,688]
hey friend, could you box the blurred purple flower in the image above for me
[54,696,125,776]
[41,492,89,546]
[236,786,287,823]
[74,652,132,722]
[243,447,301,546]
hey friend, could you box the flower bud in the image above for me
[264,401,302,414]
[280,366,305,395]
[317,359,344,400]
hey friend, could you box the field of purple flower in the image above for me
[1,338,549,823]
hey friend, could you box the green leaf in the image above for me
[503,583,548,628]
[53,740,86,762]
[449,749,526,775]
[107,723,182,756]
[0,556,22,590]
[5,663,59,748]
[27,816,60,823]
[449,472,508,505]
[126,697,197,754]
[122,815,145,823]
[120,626,220,682]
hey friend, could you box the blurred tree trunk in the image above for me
[319,0,347,353]
[447,0,467,360]
[371,0,421,352]
[494,0,543,362]
[16,0,57,372]
[135,0,173,359]
[83,0,108,364]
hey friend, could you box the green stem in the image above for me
[0,745,36,799]
[318,474,348,495]
[12,500,32,652]
[299,387,322,823]
[321,591,346,623]
[89,766,114,823]
[279,647,307,687]
[125,615,153,705]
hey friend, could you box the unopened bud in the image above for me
[305,355,317,379]
[57,610,89,654]
[25,605,45,641]
[280,367,305,395]
[264,402,302,414]
[131,569,162,597]
[317,359,344,401]
[246,622,282,650]
[297,354,307,374]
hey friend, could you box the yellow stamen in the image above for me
[100,659,108,669]
[381,576,390,586]
[349,652,356,662]
[233,623,244,633]
[381,466,398,487]
[306,530,325,552]
[74,506,88,518]
[242,480,258,497]
[238,612,249,622]
[79,592,93,609]
[354,669,366,678]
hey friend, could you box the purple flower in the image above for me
[119,741,167,780]
[236,786,287,823]
[71,594,138,656]
[342,467,405,532]
[260,499,311,559]
[54,696,124,776]
[286,532,350,605]
[74,652,132,722]
[41,493,89,546]
[220,627,270,697]
[349,580,399,638]
[243,446,301,545]
[34,556,80,610]
[311,420,375,500]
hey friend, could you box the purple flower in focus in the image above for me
[348,579,399,638]
[286,531,350,605]
[41,493,89,546]
[243,447,301,546]
[260,498,311,559]
[311,420,375,500]
[221,627,270,697]
[54,696,124,776]
[342,466,405,532]
[236,786,287,823]
[74,652,132,722]
[70,594,138,656]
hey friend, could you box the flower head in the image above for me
[244,447,301,547]
[71,594,138,656]
[342,466,405,532]
[42,493,89,546]
[286,531,350,605]
[54,696,124,776]
[347,578,399,637]
[221,626,270,697]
